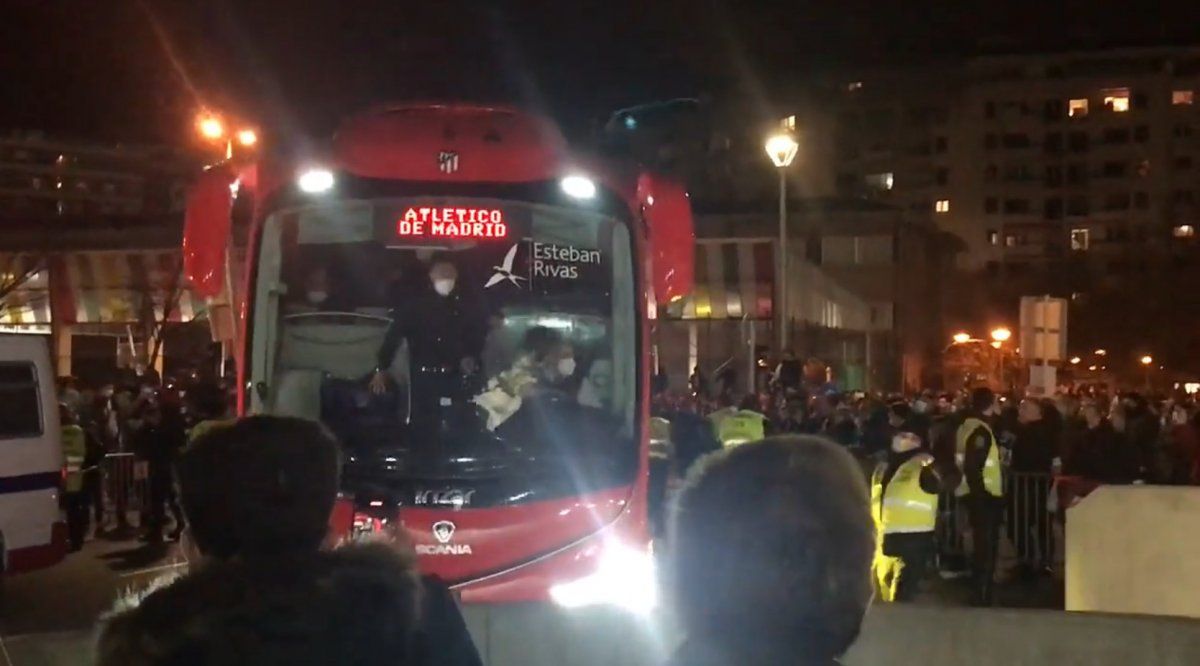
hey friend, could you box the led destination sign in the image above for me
[396,206,508,239]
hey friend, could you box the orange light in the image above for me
[1094,349,1107,356]
[1141,355,1153,366]
[197,114,224,140]
[236,129,258,147]
[1070,356,1081,364]
[952,332,971,344]
[990,327,1012,343]
[990,341,1002,349]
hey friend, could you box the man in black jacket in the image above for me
[97,416,482,666]
[1008,399,1057,575]
[666,436,874,666]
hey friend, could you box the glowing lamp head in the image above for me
[952,332,971,344]
[1141,355,1154,366]
[765,132,799,168]
[236,129,258,147]
[297,167,335,194]
[990,327,1012,343]
[1070,356,1081,365]
[197,115,225,140]
[560,174,597,199]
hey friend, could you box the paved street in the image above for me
[0,534,183,666]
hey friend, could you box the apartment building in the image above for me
[825,46,1200,278]
[0,132,195,218]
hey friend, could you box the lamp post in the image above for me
[990,327,1012,392]
[764,129,799,353]
[1141,355,1153,391]
[195,110,258,161]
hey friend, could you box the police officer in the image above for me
[60,405,92,551]
[956,387,1005,606]
[709,397,767,447]
[871,431,943,602]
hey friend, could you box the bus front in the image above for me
[236,105,679,606]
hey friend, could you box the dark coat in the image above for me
[96,544,438,666]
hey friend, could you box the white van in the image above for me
[0,335,67,574]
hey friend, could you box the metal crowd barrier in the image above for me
[936,471,1060,572]
[100,452,150,526]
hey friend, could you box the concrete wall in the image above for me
[1066,485,1200,618]
[459,602,1200,666]
[22,603,1200,665]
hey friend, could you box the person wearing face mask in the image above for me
[577,359,612,411]
[871,431,944,602]
[473,326,570,430]
[370,260,484,435]
[297,265,352,312]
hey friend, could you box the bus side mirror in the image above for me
[637,173,694,305]
[183,166,238,298]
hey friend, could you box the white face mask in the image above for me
[892,433,921,453]
[557,357,576,378]
[433,279,455,296]
[307,290,328,304]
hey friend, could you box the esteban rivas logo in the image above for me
[484,243,526,289]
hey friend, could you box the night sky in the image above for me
[5,0,1200,145]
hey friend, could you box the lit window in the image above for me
[1173,90,1194,106]
[935,199,951,213]
[1174,224,1196,238]
[1068,98,1089,117]
[865,172,894,191]
[1070,228,1090,251]
[987,230,999,245]
[1103,89,1130,112]
[1005,234,1017,247]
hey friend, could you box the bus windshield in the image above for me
[249,198,638,508]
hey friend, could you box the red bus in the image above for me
[182,103,693,607]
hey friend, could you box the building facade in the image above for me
[0,132,192,219]
[813,46,1200,372]
[0,135,203,384]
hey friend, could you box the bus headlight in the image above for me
[560,174,597,200]
[549,541,658,614]
[297,167,335,194]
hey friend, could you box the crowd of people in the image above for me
[55,368,235,549]
[57,356,1200,664]
[657,368,1200,489]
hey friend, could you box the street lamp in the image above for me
[990,327,1012,343]
[1094,349,1107,356]
[764,129,799,353]
[1070,356,1081,365]
[1141,355,1154,391]
[952,332,971,344]
[1141,355,1153,365]
[196,111,258,160]
[197,114,225,141]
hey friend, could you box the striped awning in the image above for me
[0,254,50,332]
[0,250,200,329]
[665,240,775,320]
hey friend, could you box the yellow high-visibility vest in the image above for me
[649,416,672,460]
[188,418,236,444]
[715,410,766,447]
[871,457,938,534]
[62,425,86,493]
[954,416,1003,497]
